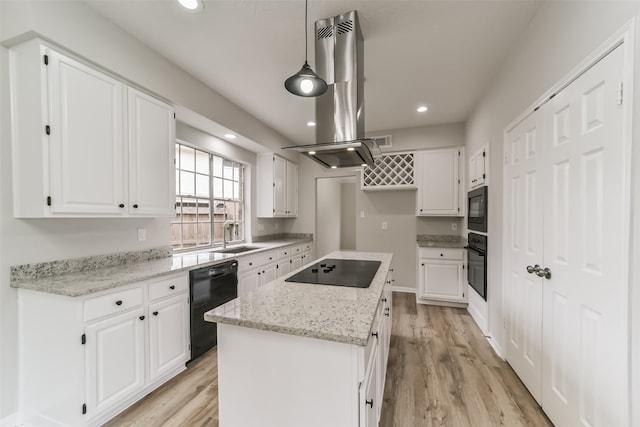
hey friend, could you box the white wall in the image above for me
[465,2,640,421]
[340,183,356,250]
[316,178,343,258]
[0,1,297,419]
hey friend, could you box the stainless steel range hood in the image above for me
[283,10,377,168]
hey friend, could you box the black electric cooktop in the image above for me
[285,259,382,288]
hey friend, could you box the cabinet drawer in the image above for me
[419,248,464,261]
[237,254,260,271]
[84,287,143,322]
[290,245,303,255]
[302,242,312,253]
[277,247,292,259]
[149,273,188,302]
[256,251,277,265]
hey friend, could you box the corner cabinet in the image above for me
[256,153,298,218]
[18,273,190,427]
[417,247,467,305]
[9,39,175,218]
[415,147,465,216]
[468,146,487,189]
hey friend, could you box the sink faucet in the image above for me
[222,220,236,249]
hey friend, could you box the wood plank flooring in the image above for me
[105,292,552,427]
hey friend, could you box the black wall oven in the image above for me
[466,233,487,300]
[468,186,488,232]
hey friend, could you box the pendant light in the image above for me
[284,0,328,97]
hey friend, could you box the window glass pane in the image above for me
[180,146,195,172]
[225,201,237,222]
[174,196,182,221]
[223,160,234,180]
[213,156,223,177]
[195,150,209,175]
[171,223,182,248]
[180,171,195,196]
[233,181,240,200]
[236,202,244,222]
[212,200,226,221]
[182,223,196,248]
[213,222,223,244]
[223,179,232,199]
[235,222,244,242]
[233,165,240,182]
[195,174,209,198]
[213,178,223,198]
[197,223,211,247]
[181,198,197,223]
[197,199,210,222]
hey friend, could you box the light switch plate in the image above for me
[137,228,147,241]
[382,221,388,230]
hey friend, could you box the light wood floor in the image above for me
[105,292,552,427]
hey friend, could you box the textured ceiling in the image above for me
[86,0,541,146]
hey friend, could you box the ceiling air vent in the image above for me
[317,26,333,40]
[337,20,354,35]
[370,135,393,149]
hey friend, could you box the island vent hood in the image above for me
[283,10,377,168]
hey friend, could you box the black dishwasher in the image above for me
[189,260,238,362]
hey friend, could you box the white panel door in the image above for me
[127,87,175,216]
[47,49,125,214]
[85,309,145,418]
[504,110,545,403]
[286,161,298,216]
[541,44,627,427]
[273,156,287,216]
[148,295,189,382]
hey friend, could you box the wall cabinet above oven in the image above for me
[468,146,487,190]
[9,39,176,218]
[415,147,465,217]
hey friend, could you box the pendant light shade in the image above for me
[285,0,328,97]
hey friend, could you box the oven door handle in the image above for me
[465,246,486,256]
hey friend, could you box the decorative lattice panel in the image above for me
[362,153,416,190]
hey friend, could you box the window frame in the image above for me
[172,141,246,252]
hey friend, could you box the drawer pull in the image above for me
[371,331,379,338]
[385,308,390,317]
[118,203,125,208]
[382,298,387,303]
[169,285,176,290]
[115,300,123,306]
[153,311,159,316]
[133,204,139,209]
[139,315,145,321]
[440,253,444,257]
[366,399,374,408]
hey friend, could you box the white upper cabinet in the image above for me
[415,147,465,216]
[256,153,298,218]
[127,88,175,216]
[9,39,175,218]
[468,146,487,189]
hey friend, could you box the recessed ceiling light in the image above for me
[347,147,355,152]
[308,151,316,155]
[361,164,368,167]
[178,0,203,12]
[417,106,428,113]
[307,121,316,127]
[224,133,237,139]
[331,165,337,169]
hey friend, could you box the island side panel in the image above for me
[217,323,361,427]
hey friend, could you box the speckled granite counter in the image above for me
[417,234,466,248]
[205,251,393,346]
[10,239,312,297]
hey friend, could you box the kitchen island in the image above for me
[205,251,393,427]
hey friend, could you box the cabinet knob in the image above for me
[153,311,159,316]
[382,298,387,303]
[115,300,123,306]
[169,285,175,290]
[249,262,253,266]
[440,253,444,257]
[133,204,139,209]
[371,331,379,338]
[119,203,125,208]
[139,315,145,321]
[421,263,425,266]
[366,399,374,408]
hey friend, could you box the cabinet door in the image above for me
[273,156,287,216]
[359,346,378,427]
[238,269,260,299]
[286,161,298,216]
[85,308,145,417]
[418,259,464,302]
[47,49,125,215]
[416,149,460,216]
[469,153,477,188]
[127,87,175,216]
[260,262,278,286]
[277,260,291,277]
[148,295,189,382]
[474,150,485,187]
[291,254,303,271]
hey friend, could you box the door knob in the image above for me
[535,267,552,279]
[526,265,540,274]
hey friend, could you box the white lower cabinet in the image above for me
[18,272,189,426]
[417,247,466,305]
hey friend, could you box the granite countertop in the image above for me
[416,234,467,249]
[11,239,312,297]
[205,251,393,347]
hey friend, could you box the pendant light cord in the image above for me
[305,0,309,64]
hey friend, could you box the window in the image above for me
[172,143,245,250]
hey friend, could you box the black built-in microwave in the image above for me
[468,186,487,232]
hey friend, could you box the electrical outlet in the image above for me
[360,210,365,218]
[452,223,457,230]
[382,221,388,230]
[137,228,147,241]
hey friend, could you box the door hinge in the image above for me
[463,292,465,297]
[617,81,623,105]
[482,150,486,157]
[188,344,191,350]
[173,112,176,119]
[458,151,461,156]
[482,173,486,179]
[458,207,460,212]
[458,179,460,184]
[45,125,50,135]
[46,196,52,206]
[81,333,86,345]
[82,403,87,415]
[43,54,49,65]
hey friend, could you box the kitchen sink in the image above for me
[215,246,262,254]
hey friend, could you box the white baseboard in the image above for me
[391,286,415,294]
[488,335,504,360]
[1,412,23,427]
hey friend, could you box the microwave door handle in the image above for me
[465,246,486,256]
